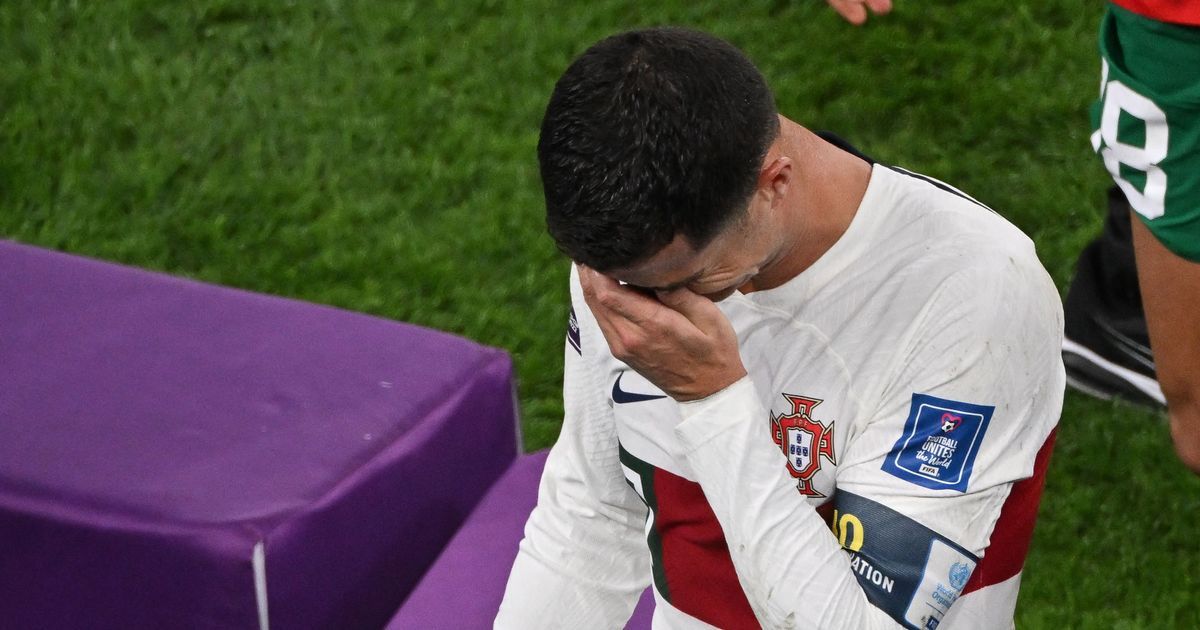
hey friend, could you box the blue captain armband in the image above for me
[831,491,978,630]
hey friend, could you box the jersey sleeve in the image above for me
[495,265,651,629]
[673,255,1063,630]
[835,252,1064,628]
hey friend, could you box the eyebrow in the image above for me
[631,271,704,293]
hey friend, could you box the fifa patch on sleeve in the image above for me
[832,491,979,630]
[881,394,994,492]
[567,307,581,355]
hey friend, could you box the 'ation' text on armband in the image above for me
[831,491,980,630]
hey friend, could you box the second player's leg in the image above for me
[1131,216,1200,474]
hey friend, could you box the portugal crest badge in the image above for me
[770,393,836,497]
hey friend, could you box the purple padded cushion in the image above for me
[0,241,518,629]
[388,450,654,629]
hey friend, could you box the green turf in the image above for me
[2,0,1197,626]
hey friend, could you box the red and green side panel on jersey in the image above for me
[618,443,759,630]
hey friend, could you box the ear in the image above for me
[757,155,792,208]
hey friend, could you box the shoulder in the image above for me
[869,165,1058,318]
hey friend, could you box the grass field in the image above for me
[3,1,1198,627]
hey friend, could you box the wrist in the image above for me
[670,365,748,402]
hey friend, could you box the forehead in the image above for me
[608,233,713,288]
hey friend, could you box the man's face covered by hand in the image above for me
[605,189,785,303]
[576,191,785,402]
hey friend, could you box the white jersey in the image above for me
[497,161,1064,629]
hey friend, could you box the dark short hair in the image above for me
[538,27,780,271]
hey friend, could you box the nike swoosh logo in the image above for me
[611,372,668,404]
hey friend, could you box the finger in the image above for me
[578,266,624,321]
[826,0,867,25]
[578,268,674,361]
[581,267,663,325]
[655,287,728,333]
[577,264,602,304]
[579,269,682,364]
[579,277,647,363]
[577,267,623,337]
[865,0,893,15]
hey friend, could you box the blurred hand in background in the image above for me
[826,0,893,25]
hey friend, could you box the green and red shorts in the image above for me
[1092,3,1200,261]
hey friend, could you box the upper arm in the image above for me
[497,266,650,628]
[835,258,1064,628]
[523,271,649,552]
